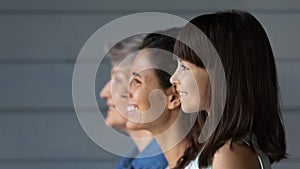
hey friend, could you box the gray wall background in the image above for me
[0,0,299,168]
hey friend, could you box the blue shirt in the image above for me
[116,139,167,169]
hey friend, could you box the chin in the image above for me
[182,105,199,113]
[105,118,122,128]
[125,121,139,130]
[125,121,145,131]
[105,120,116,127]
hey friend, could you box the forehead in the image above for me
[132,49,156,72]
[111,66,130,76]
[131,51,157,79]
[179,59,200,69]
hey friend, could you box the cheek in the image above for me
[132,86,143,99]
[184,75,198,92]
[197,76,209,99]
[194,75,210,111]
[112,88,128,110]
[114,97,128,114]
[181,75,202,112]
[113,87,126,99]
[134,88,152,109]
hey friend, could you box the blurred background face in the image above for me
[171,59,210,113]
[100,66,130,129]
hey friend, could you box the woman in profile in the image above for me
[170,10,287,169]
[125,28,203,168]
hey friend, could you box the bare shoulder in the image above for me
[211,140,260,169]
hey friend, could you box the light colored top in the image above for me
[166,135,271,169]
[184,135,271,169]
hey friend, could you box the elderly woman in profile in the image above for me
[100,34,167,169]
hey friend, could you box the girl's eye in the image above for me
[180,64,189,71]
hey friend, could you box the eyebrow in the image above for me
[132,72,142,78]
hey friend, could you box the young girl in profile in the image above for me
[170,10,287,169]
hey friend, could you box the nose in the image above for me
[170,69,180,85]
[100,80,112,99]
[170,75,176,85]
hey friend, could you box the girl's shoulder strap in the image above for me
[241,133,271,169]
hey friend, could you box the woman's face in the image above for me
[170,58,210,113]
[126,50,176,132]
[100,66,130,129]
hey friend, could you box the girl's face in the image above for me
[170,59,210,113]
[126,50,178,132]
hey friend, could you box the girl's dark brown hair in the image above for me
[174,10,287,168]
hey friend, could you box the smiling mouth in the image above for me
[178,91,188,96]
[127,105,138,112]
[107,105,115,110]
[175,85,188,97]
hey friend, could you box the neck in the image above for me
[154,110,194,168]
[127,130,153,152]
[163,138,188,168]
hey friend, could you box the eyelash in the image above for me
[120,93,128,98]
[135,78,141,83]
[132,77,141,84]
[180,64,189,71]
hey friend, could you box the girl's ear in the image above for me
[166,85,181,110]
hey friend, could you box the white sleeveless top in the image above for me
[166,135,271,169]
[184,135,271,169]
[184,148,270,169]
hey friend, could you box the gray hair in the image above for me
[105,34,148,66]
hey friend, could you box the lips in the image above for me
[107,104,115,109]
[175,85,188,97]
[127,104,138,112]
[126,104,140,122]
[176,88,188,97]
[106,105,116,114]
[108,106,114,110]
[106,100,116,111]
[126,100,139,117]
[178,91,188,96]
